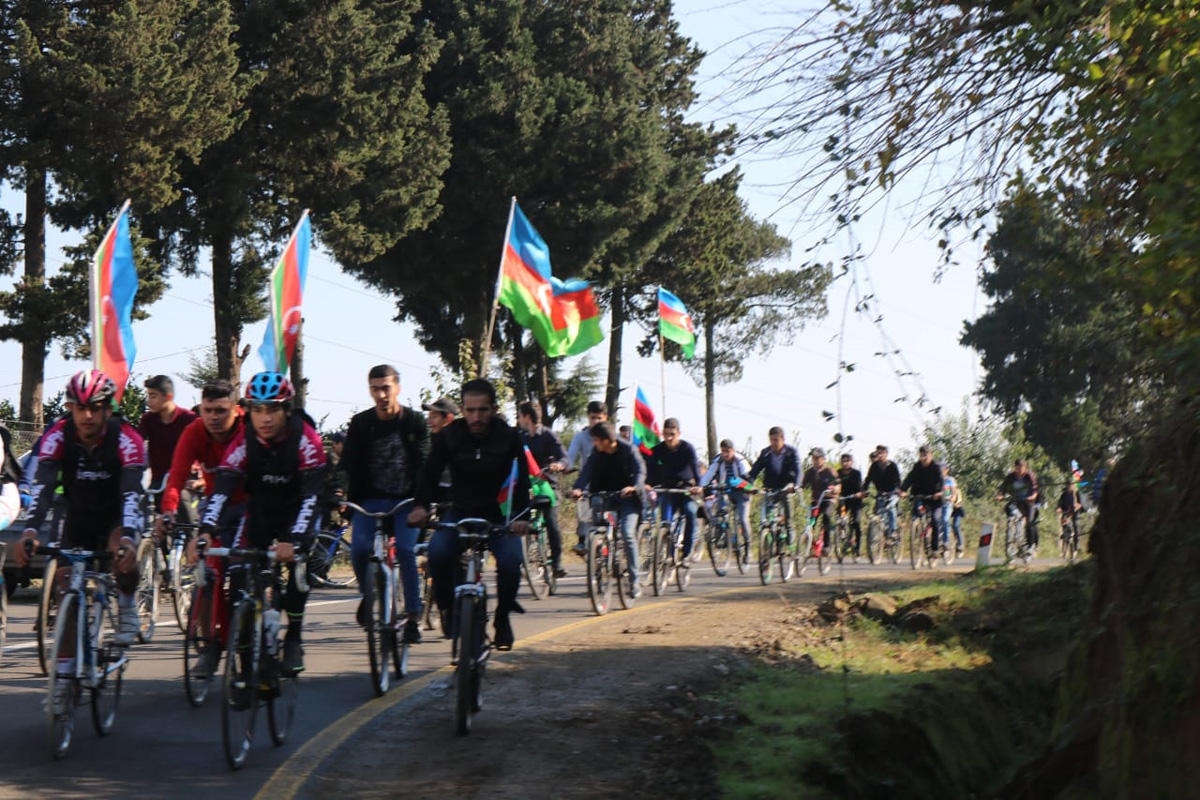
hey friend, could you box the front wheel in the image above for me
[365,563,395,697]
[908,520,922,569]
[615,546,634,610]
[37,557,58,676]
[135,538,161,643]
[586,533,611,616]
[757,528,774,586]
[791,527,807,580]
[91,598,125,736]
[267,672,297,746]
[817,527,832,576]
[866,518,884,565]
[47,592,78,759]
[520,531,548,601]
[184,582,216,708]
[652,527,672,596]
[309,529,356,588]
[454,595,482,736]
[707,522,731,577]
[171,540,196,633]
[222,601,260,770]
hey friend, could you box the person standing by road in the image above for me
[942,464,964,557]
[343,365,429,644]
[564,400,609,554]
[517,400,569,578]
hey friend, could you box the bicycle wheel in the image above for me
[637,522,655,580]
[365,563,394,697]
[222,601,259,770]
[707,521,731,577]
[652,527,672,596]
[586,533,611,616]
[833,519,848,564]
[135,538,160,643]
[454,595,480,736]
[866,518,883,565]
[172,540,196,633]
[908,519,922,569]
[90,597,125,736]
[420,566,436,631]
[1005,517,1023,564]
[791,527,807,580]
[757,528,774,585]
[521,532,548,600]
[267,670,298,746]
[731,517,749,575]
[309,529,356,588]
[672,517,689,592]
[615,545,634,610]
[38,557,58,676]
[184,582,216,707]
[47,592,78,759]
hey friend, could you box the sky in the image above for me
[0,0,988,463]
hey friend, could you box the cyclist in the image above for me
[700,439,753,559]
[900,445,945,556]
[800,448,840,551]
[564,400,609,554]
[342,365,429,644]
[996,458,1040,557]
[14,370,147,646]
[138,375,197,506]
[860,444,902,541]
[408,378,530,650]
[200,372,326,674]
[422,396,459,504]
[569,421,646,599]
[647,418,701,561]
[748,426,800,533]
[836,453,864,557]
[1057,480,1082,535]
[517,400,569,578]
[942,464,964,557]
[157,379,246,677]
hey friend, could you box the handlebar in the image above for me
[434,517,512,539]
[648,486,695,495]
[343,498,413,519]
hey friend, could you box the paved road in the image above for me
[0,548,989,797]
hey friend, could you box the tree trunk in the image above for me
[605,287,625,419]
[19,167,47,426]
[211,230,242,384]
[291,318,306,411]
[704,318,717,459]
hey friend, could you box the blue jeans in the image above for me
[590,496,641,588]
[875,494,898,536]
[658,494,698,557]
[715,493,751,549]
[350,498,421,616]
[427,516,524,616]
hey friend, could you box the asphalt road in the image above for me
[0,547,991,798]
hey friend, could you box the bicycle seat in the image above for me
[531,495,552,510]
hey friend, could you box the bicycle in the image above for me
[343,499,412,697]
[756,489,796,585]
[306,520,355,588]
[182,538,226,708]
[436,517,508,736]
[651,488,693,594]
[831,497,857,564]
[906,494,945,569]
[863,491,900,565]
[520,496,556,599]
[1059,509,1081,562]
[699,489,739,577]
[38,544,130,759]
[133,484,168,644]
[207,544,306,770]
[579,491,634,615]
[798,491,833,577]
[1000,496,1032,565]
[160,520,200,634]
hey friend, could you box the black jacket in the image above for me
[343,406,429,501]
[416,417,529,523]
[748,445,800,490]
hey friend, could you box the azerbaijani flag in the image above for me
[259,211,311,374]
[658,287,696,360]
[631,384,661,457]
[91,199,138,400]
[495,200,603,358]
[497,456,519,522]
[524,445,558,507]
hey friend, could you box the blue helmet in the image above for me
[243,371,294,405]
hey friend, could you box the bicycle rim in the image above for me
[366,565,391,697]
[136,539,159,643]
[172,543,195,633]
[757,529,773,585]
[521,535,546,600]
[47,592,77,759]
[90,599,124,735]
[314,531,357,588]
[38,558,58,677]
[909,522,921,569]
[267,673,297,746]
[587,535,610,615]
[787,529,802,580]
[708,524,730,577]
[652,529,671,596]
[454,596,477,736]
[184,585,214,707]
[615,548,631,609]
[222,602,259,770]
[866,519,882,565]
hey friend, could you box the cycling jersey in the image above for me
[26,415,147,546]
[202,414,325,548]
[161,415,246,514]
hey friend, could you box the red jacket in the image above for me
[162,415,247,514]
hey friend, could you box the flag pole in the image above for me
[481,197,517,378]
[91,198,132,372]
[659,330,667,417]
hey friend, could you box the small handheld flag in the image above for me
[658,287,696,360]
[498,457,519,522]
[259,212,312,374]
[91,199,137,400]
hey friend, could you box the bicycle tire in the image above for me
[222,600,259,770]
[791,526,807,580]
[885,525,901,565]
[866,518,883,565]
[671,516,689,592]
[171,539,196,633]
[366,563,393,697]
[267,669,297,746]
[637,522,655,581]
[652,527,672,596]
[707,521,731,577]
[184,582,215,708]
[37,557,58,676]
[454,594,479,736]
[757,528,774,585]
[90,596,125,736]
[309,530,357,588]
[586,533,611,616]
[731,516,749,575]
[420,567,436,631]
[0,583,6,658]
[521,532,548,600]
[615,543,634,609]
[833,519,848,564]
[541,529,557,596]
[47,592,78,759]
[135,538,160,643]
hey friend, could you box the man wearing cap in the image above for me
[343,364,429,643]
[138,375,198,506]
[837,453,864,558]
[800,447,840,551]
[423,396,459,503]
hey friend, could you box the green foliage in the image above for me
[181,344,221,390]
[117,381,146,421]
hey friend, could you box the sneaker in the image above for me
[402,617,422,644]
[281,639,305,674]
[114,606,139,646]
[191,648,220,679]
[955,548,965,558]
[572,541,587,557]
[493,613,514,651]
[356,596,370,627]
[630,581,643,600]
[553,566,569,579]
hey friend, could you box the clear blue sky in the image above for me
[0,0,987,463]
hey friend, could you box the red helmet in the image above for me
[66,369,117,406]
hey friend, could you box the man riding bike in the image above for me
[14,370,147,646]
[860,444,902,541]
[748,427,800,533]
[137,375,197,511]
[518,400,569,579]
[800,448,840,551]
[996,458,1040,557]
[700,439,753,557]
[836,452,864,557]
[200,372,326,674]
[901,445,945,555]
[647,418,701,561]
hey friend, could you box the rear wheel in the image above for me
[615,546,634,609]
[135,538,160,643]
[866,518,883,565]
[47,592,78,759]
[707,521,731,577]
[520,531,548,600]
[222,601,259,770]
[309,529,356,588]
[365,563,394,697]
[171,539,196,633]
[791,526,807,580]
[586,533,611,616]
[37,558,58,676]
[757,528,774,586]
[909,520,922,569]
[652,527,672,596]
[267,672,297,746]
[184,582,216,707]
[90,597,125,735]
[454,595,481,736]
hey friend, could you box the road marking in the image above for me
[252,582,766,799]
[306,598,356,608]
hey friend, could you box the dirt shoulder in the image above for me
[297,570,964,799]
